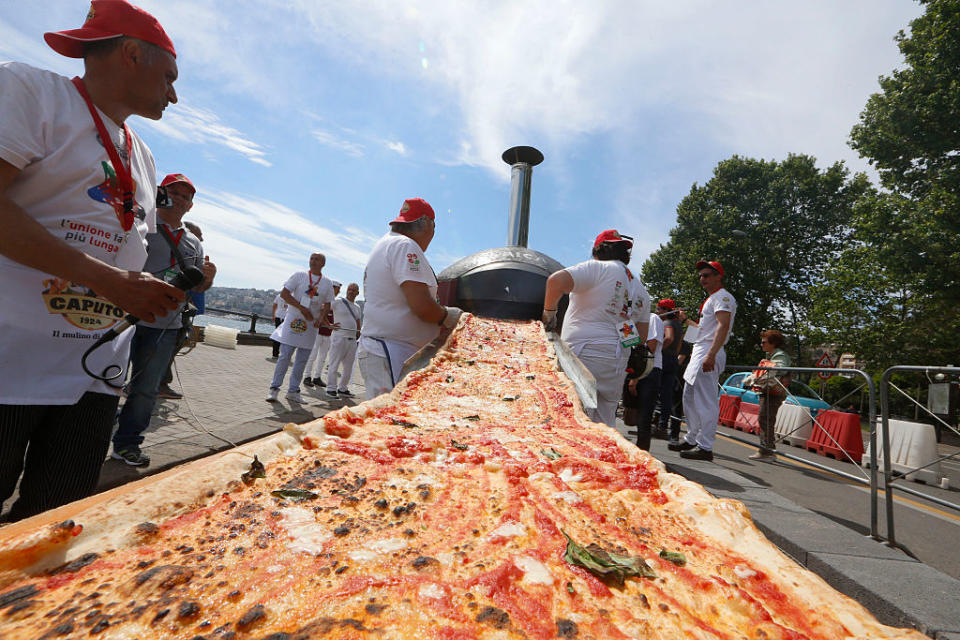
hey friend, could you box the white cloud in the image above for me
[312,129,365,157]
[138,104,271,166]
[186,190,381,289]
[385,140,409,156]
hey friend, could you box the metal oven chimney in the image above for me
[502,146,544,248]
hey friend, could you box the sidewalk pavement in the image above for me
[98,342,365,492]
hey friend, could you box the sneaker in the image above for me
[111,448,150,467]
[303,377,315,388]
[337,389,354,398]
[680,446,714,461]
[313,377,326,388]
[157,384,183,399]
[266,388,280,402]
[266,356,278,362]
[749,450,777,461]
[325,389,339,398]
[286,391,306,403]
[667,440,696,452]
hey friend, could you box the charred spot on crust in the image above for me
[392,502,416,516]
[476,606,511,629]
[638,593,649,608]
[48,552,100,575]
[152,609,170,624]
[411,556,439,571]
[51,620,74,635]
[178,600,201,619]
[333,526,351,537]
[236,604,266,630]
[364,603,388,615]
[135,522,160,537]
[132,565,194,591]
[90,617,111,634]
[374,499,388,509]
[0,584,39,610]
[556,619,579,638]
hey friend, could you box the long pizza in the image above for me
[0,315,924,639]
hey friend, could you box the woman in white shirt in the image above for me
[542,230,650,427]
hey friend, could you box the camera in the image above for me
[156,185,173,209]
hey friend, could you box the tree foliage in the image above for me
[642,155,871,367]
[848,0,960,301]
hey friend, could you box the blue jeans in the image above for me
[113,326,179,450]
[270,343,311,392]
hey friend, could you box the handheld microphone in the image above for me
[81,265,205,385]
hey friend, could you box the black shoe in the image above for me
[337,389,354,398]
[325,389,339,398]
[667,440,696,452]
[303,377,315,388]
[651,428,668,440]
[680,446,714,461]
[313,378,326,387]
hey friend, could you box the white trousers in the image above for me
[327,336,358,392]
[573,342,629,428]
[357,344,393,401]
[305,333,331,380]
[681,348,725,451]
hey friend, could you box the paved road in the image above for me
[614,422,960,581]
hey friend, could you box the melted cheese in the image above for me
[278,506,331,554]
[515,555,554,585]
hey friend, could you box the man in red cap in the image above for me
[542,229,651,428]
[111,174,216,466]
[668,260,737,461]
[358,198,462,399]
[0,1,184,519]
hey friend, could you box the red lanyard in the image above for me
[71,77,136,232]
[307,273,319,297]
[160,224,184,267]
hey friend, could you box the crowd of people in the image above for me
[0,1,785,525]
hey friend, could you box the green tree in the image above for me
[849,0,960,300]
[642,155,871,367]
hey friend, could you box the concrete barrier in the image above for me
[774,403,814,447]
[862,418,942,485]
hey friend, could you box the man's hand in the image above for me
[677,309,688,324]
[702,352,716,372]
[301,306,314,323]
[628,378,639,395]
[201,256,216,280]
[100,270,184,323]
[541,308,558,332]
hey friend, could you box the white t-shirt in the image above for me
[273,294,288,321]
[560,259,651,350]
[270,271,335,349]
[647,313,664,370]
[332,297,362,337]
[361,232,439,350]
[0,62,158,404]
[695,287,737,348]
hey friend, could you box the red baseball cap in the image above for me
[44,0,176,59]
[160,173,195,194]
[695,260,724,277]
[657,298,676,310]
[390,198,435,224]
[593,229,633,248]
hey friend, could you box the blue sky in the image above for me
[2,1,923,293]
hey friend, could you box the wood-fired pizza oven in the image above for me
[437,146,567,321]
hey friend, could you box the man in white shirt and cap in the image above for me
[668,259,737,461]
[358,198,461,400]
[304,280,341,388]
[325,282,362,399]
[266,253,335,403]
[0,0,185,520]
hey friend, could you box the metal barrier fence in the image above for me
[204,306,267,333]
[714,363,960,547]
[879,365,960,546]
[721,364,887,540]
